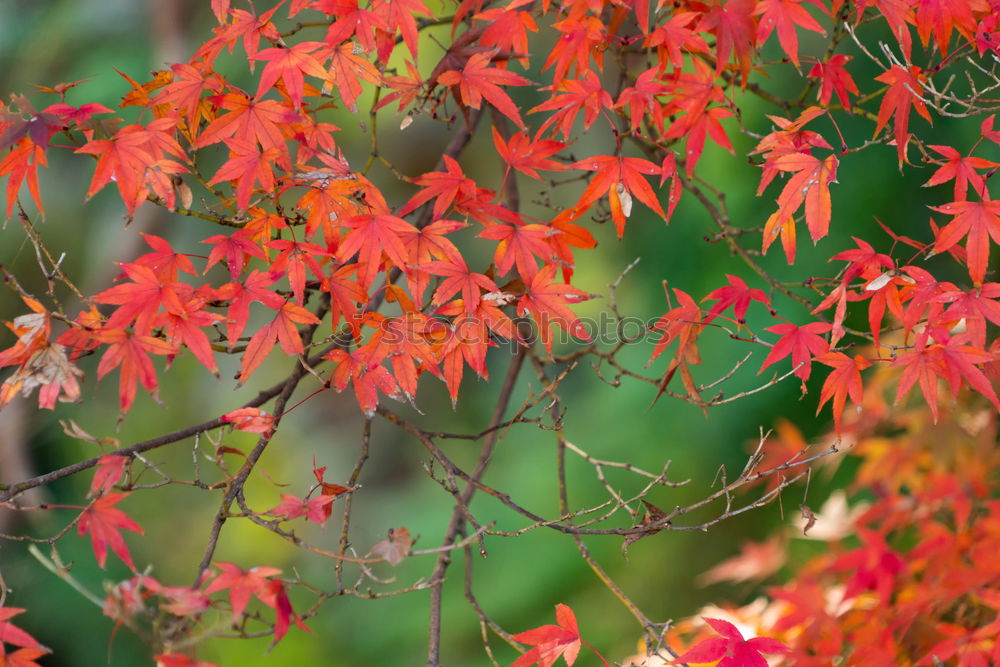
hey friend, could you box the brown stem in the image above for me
[425,342,526,666]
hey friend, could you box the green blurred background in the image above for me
[0,1,974,665]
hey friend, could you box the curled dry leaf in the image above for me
[221,407,275,434]
[370,526,413,566]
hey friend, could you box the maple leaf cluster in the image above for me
[657,362,1000,666]
[0,0,996,433]
[0,0,999,663]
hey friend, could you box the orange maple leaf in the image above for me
[557,154,666,238]
[761,152,839,262]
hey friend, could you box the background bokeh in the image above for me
[0,1,970,665]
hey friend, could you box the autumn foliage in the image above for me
[1,0,1000,664]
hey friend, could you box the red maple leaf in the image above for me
[155,654,218,667]
[156,299,223,374]
[257,579,308,645]
[512,604,584,667]
[544,15,608,81]
[893,334,1000,422]
[153,62,223,131]
[492,128,565,180]
[530,71,613,140]
[697,0,757,81]
[2,646,50,667]
[93,262,192,334]
[759,321,831,381]
[924,145,998,201]
[930,199,1000,285]
[77,492,144,570]
[548,217,596,282]
[320,0,389,55]
[367,312,444,400]
[133,233,198,281]
[0,140,47,217]
[77,119,188,217]
[193,92,294,150]
[0,608,47,652]
[936,283,1000,348]
[809,53,858,110]
[294,172,359,244]
[398,218,464,303]
[423,256,498,311]
[204,562,282,622]
[323,263,369,333]
[478,222,554,279]
[645,11,710,70]
[239,301,321,383]
[218,269,285,346]
[437,51,532,128]
[325,346,401,417]
[660,58,732,175]
[854,0,916,59]
[702,274,770,325]
[807,54,859,109]
[752,0,826,66]
[517,265,593,353]
[815,352,871,433]
[475,4,537,66]
[195,5,282,67]
[321,42,383,111]
[89,454,128,498]
[267,238,329,305]
[874,65,932,165]
[435,300,514,405]
[207,137,287,211]
[650,287,703,363]
[268,493,335,524]
[336,212,418,288]
[311,463,351,521]
[377,0,432,61]
[398,155,477,218]
[914,0,977,55]
[615,68,670,133]
[254,42,330,108]
[94,329,177,415]
[671,617,789,666]
[203,230,266,280]
[374,59,424,113]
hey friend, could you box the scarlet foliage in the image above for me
[658,365,1000,666]
[0,0,998,664]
